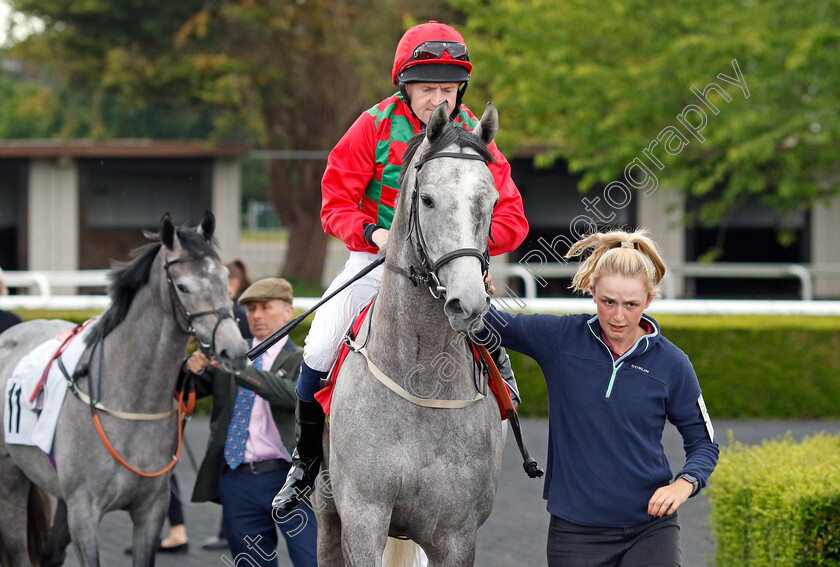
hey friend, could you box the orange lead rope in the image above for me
[477,344,544,479]
[91,388,195,478]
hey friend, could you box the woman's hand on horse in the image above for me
[485,272,496,296]
[647,479,692,517]
[372,228,390,249]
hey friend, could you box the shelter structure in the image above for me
[0,140,247,273]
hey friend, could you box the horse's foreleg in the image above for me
[313,472,345,567]
[66,497,101,567]
[128,480,170,567]
[0,455,36,566]
[424,531,477,567]
[41,499,72,567]
[337,502,390,567]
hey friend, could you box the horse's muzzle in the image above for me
[444,294,491,332]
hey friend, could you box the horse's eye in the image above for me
[420,195,434,209]
[177,284,189,293]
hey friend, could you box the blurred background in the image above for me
[0,0,838,300]
[2,5,840,564]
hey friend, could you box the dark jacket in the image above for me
[480,308,719,528]
[188,338,302,503]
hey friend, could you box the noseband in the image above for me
[164,256,235,355]
[386,150,491,299]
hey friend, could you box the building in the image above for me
[0,140,247,273]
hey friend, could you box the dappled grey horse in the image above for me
[316,102,507,566]
[0,211,248,566]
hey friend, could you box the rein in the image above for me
[385,151,491,299]
[60,252,223,477]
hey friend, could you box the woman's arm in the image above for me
[473,305,565,362]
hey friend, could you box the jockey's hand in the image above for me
[185,351,212,374]
[484,272,496,296]
[647,478,693,517]
[372,228,390,249]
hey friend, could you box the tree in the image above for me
[453,0,840,249]
[5,0,457,285]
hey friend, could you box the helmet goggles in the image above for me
[411,41,470,63]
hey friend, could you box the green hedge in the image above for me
[14,310,840,419]
[709,433,840,566]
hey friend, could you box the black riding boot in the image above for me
[272,396,325,511]
[491,345,521,408]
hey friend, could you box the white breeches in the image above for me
[303,251,384,372]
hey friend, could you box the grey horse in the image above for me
[315,102,507,566]
[0,211,248,566]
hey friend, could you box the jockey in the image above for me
[272,20,530,512]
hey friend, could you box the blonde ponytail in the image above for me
[566,228,666,298]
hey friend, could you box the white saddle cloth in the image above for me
[4,322,96,453]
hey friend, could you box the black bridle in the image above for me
[164,256,236,355]
[386,150,492,299]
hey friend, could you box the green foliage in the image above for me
[709,433,840,566]
[451,0,840,225]
[4,0,457,145]
[0,69,59,138]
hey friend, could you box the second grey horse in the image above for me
[0,211,248,566]
[315,102,507,566]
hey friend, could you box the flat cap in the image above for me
[237,277,293,305]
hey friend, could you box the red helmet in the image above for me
[392,21,472,86]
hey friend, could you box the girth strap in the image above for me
[343,306,485,409]
[345,336,485,409]
[57,353,177,421]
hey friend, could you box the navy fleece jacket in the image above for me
[480,308,719,527]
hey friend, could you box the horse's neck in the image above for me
[93,276,188,412]
[367,263,476,399]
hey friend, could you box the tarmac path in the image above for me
[60,417,840,566]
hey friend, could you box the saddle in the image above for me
[29,321,94,408]
[314,298,510,420]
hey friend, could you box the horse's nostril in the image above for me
[218,349,229,360]
[444,298,465,318]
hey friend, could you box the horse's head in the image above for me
[395,102,500,333]
[158,211,249,373]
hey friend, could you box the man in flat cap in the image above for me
[183,277,317,567]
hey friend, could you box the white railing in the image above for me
[3,265,840,314]
[2,270,111,311]
[491,262,840,302]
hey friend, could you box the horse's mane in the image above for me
[88,227,219,342]
[391,123,496,245]
[398,123,495,189]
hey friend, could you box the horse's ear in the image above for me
[160,213,175,250]
[426,102,450,143]
[198,210,215,241]
[473,102,498,146]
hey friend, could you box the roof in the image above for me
[0,139,249,159]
